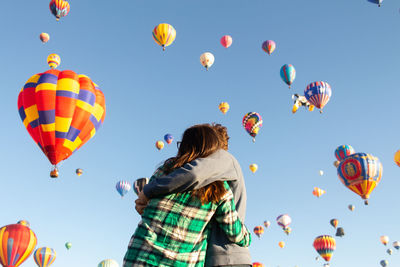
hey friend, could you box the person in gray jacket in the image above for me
[136,124,251,267]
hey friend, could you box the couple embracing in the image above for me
[123,123,252,267]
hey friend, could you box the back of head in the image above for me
[212,123,229,150]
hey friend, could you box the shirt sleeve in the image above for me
[143,150,239,198]
[214,184,251,247]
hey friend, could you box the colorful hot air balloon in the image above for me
[164,134,173,144]
[381,236,389,246]
[348,204,355,211]
[368,0,383,7]
[33,247,56,267]
[380,260,388,267]
[47,54,60,69]
[262,40,276,55]
[242,112,263,142]
[49,0,70,21]
[218,102,230,114]
[0,224,37,267]
[393,241,400,250]
[333,161,340,168]
[387,249,393,255]
[284,227,292,235]
[98,259,119,267]
[40,33,50,43]
[337,153,382,205]
[75,168,83,176]
[263,221,271,228]
[280,64,296,88]
[133,177,149,195]
[313,235,336,262]
[276,214,292,231]
[394,150,400,167]
[304,81,332,113]
[252,263,264,267]
[253,226,264,238]
[335,227,345,237]
[200,52,215,71]
[335,145,355,161]
[278,241,285,248]
[220,35,232,48]
[116,181,131,197]
[330,219,338,229]
[152,23,176,51]
[312,187,326,197]
[319,170,324,176]
[65,242,72,250]
[155,141,164,150]
[17,220,30,227]
[249,164,258,173]
[18,69,106,177]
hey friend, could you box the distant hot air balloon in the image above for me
[242,112,263,142]
[280,64,296,88]
[133,177,149,195]
[262,40,276,55]
[330,219,338,229]
[337,153,382,205]
[393,241,400,250]
[98,259,119,267]
[164,134,173,144]
[284,227,292,235]
[33,247,56,267]
[40,33,50,43]
[218,102,230,114]
[220,35,232,48]
[368,0,383,7]
[200,52,215,70]
[319,170,324,176]
[252,263,264,267]
[0,224,37,267]
[394,150,400,167]
[18,69,106,178]
[313,235,336,262]
[387,249,393,255]
[276,214,292,233]
[335,145,355,161]
[304,81,332,113]
[47,54,60,69]
[76,168,83,176]
[348,204,355,211]
[333,161,340,168]
[65,242,72,250]
[335,227,345,237]
[156,141,164,150]
[380,260,388,267]
[116,181,131,197]
[253,226,264,238]
[249,164,258,173]
[312,187,326,197]
[263,221,271,228]
[17,220,30,227]
[49,0,70,21]
[278,241,285,248]
[381,236,389,246]
[152,23,176,51]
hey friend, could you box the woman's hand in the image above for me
[135,190,149,215]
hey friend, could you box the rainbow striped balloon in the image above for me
[49,0,70,21]
[335,145,355,161]
[304,81,332,112]
[313,235,336,262]
[33,247,56,267]
[262,40,276,55]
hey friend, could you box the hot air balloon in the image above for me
[304,81,332,113]
[333,161,340,168]
[76,168,83,176]
[249,164,258,173]
[348,204,355,211]
[152,23,176,51]
[133,177,149,195]
[330,219,338,229]
[335,227,345,237]
[200,52,215,71]
[335,145,355,161]
[278,241,285,248]
[337,153,382,205]
[263,221,271,228]
[242,112,263,142]
[33,247,56,267]
[312,187,326,197]
[280,64,296,88]
[98,259,119,267]
[17,220,30,227]
[291,94,314,114]
[262,40,276,55]
[220,35,232,48]
[319,170,324,176]
[284,227,292,235]
[380,260,388,267]
[218,102,230,114]
[18,69,106,178]
[381,236,389,246]
[0,224,37,267]
[116,181,131,197]
[49,0,70,21]
[252,263,264,267]
[394,150,400,167]
[393,241,400,250]
[368,0,383,7]
[164,134,173,144]
[276,214,292,233]
[40,33,50,43]
[387,249,393,255]
[155,141,164,150]
[313,235,336,262]
[65,242,72,250]
[253,226,264,238]
[47,54,60,69]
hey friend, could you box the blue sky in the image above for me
[1,0,400,266]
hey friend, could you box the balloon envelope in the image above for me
[33,247,56,267]
[394,150,400,167]
[262,40,276,55]
[76,168,83,176]
[218,102,230,114]
[381,235,389,245]
[200,52,215,70]
[152,23,176,50]
[156,141,164,150]
[276,214,292,229]
[242,112,263,141]
[40,33,50,43]
[16,220,30,227]
[164,134,173,144]
[116,181,131,197]
[304,81,332,111]
[312,187,326,197]
[65,242,72,250]
[263,221,271,228]
[280,64,296,88]
[380,260,388,267]
[335,227,345,237]
[249,164,258,173]
[393,241,400,250]
[368,0,383,6]
[330,219,338,229]
[252,263,264,267]
[47,54,61,69]
[133,177,149,195]
[313,235,336,262]
[49,0,70,21]
[98,259,119,267]
[278,241,285,248]
[335,145,355,161]
[220,35,232,48]
[253,226,264,238]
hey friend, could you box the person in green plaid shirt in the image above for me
[123,124,251,267]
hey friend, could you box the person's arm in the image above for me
[143,149,238,199]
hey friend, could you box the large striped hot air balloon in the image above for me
[152,23,176,51]
[313,235,336,262]
[337,153,382,205]
[304,81,332,113]
[33,247,56,267]
[49,0,70,21]
[242,112,263,142]
[0,224,37,267]
[280,64,296,88]
[18,69,106,178]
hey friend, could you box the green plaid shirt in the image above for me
[123,163,251,267]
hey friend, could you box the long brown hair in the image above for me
[163,124,227,204]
